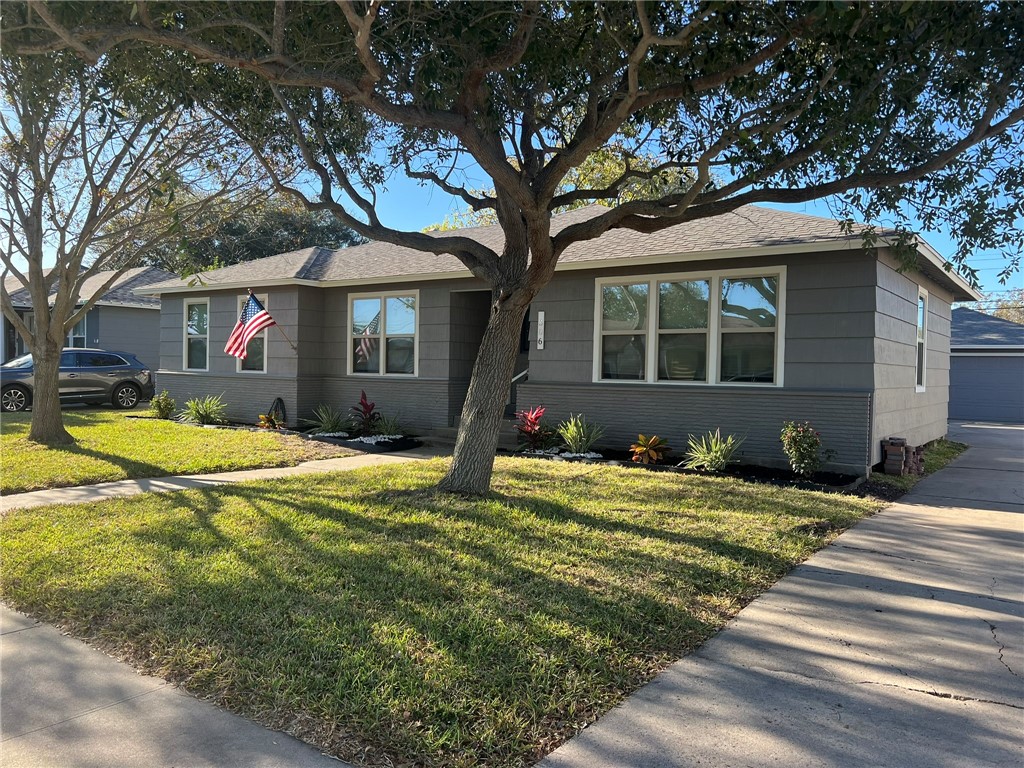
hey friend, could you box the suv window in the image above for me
[80,352,128,368]
[59,352,78,367]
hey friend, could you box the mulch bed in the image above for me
[504,447,863,493]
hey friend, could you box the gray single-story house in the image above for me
[949,307,1024,423]
[2,266,175,368]
[137,205,979,475]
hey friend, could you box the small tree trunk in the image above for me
[27,337,74,445]
[438,293,530,495]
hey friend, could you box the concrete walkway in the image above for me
[540,422,1024,768]
[0,445,440,513]
[0,607,345,767]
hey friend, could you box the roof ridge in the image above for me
[295,246,330,280]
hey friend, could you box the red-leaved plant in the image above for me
[351,390,381,436]
[514,405,557,451]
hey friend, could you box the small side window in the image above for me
[915,290,927,391]
[59,352,78,367]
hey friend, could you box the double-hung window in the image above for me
[915,288,927,391]
[237,293,268,373]
[67,315,87,347]
[184,299,209,371]
[349,291,418,375]
[596,268,784,385]
[720,276,779,383]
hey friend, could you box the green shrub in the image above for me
[179,395,227,426]
[683,429,744,471]
[303,404,350,435]
[780,421,826,477]
[557,414,605,454]
[374,413,404,437]
[149,390,176,420]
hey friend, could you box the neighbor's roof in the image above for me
[5,266,177,310]
[137,204,981,301]
[951,306,1024,348]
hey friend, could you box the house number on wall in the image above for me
[536,311,545,350]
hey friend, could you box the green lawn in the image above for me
[0,458,881,767]
[0,410,353,494]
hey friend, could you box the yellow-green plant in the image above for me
[557,414,605,454]
[179,395,227,426]
[683,429,744,471]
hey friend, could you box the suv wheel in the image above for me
[1,386,30,412]
[112,383,141,409]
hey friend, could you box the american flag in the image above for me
[356,311,380,363]
[225,294,276,359]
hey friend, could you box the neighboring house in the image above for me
[137,205,979,475]
[2,266,176,368]
[949,307,1024,423]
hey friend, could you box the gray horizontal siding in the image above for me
[529,251,878,389]
[159,288,300,376]
[517,381,872,474]
[319,376,452,432]
[96,306,160,369]
[155,372,299,426]
[869,252,955,462]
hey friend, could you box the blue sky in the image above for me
[366,171,1022,301]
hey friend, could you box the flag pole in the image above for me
[249,288,297,353]
[276,325,298,353]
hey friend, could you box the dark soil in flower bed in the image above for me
[503,447,861,491]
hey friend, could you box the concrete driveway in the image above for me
[541,422,1024,768]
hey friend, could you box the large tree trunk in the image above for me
[438,291,530,495]
[27,334,74,445]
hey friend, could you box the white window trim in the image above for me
[183,298,210,372]
[592,266,787,387]
[235,293,269,374]
[67,314,87,348]
[916,287,928,393]
[347,289,420,377]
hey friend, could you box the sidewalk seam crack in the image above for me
[0,683,168,742]
[856,681,1023,710]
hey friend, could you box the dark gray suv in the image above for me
[1,349,155,412]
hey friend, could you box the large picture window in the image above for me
[184,299,209,371]
[350,291,418,375]
[595,269,784,386]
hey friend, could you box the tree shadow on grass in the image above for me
[3,464,873,767]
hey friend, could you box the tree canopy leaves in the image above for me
[111,197,365,274]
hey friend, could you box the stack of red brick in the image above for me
[882,438,924,476]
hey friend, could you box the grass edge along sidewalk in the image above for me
[1,457,882,768]
[0,410,354,495]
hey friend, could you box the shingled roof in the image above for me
[137,204,980,301]
[951,307,1024,348]
[5,266,177,310]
